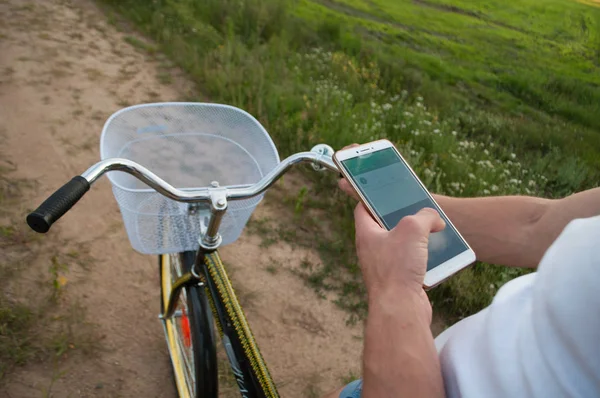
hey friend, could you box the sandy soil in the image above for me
[0,0,362,397]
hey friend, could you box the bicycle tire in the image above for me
[160,252,218,398]
[202,251,279,398]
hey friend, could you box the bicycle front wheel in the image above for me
[160,252,218,398]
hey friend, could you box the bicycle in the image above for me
[26,103,338,398]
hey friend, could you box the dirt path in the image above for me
[0,0,362,397]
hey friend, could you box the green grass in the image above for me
[297,0,600,165]
[123,35,157,53]
[96,0,600,322]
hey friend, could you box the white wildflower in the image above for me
[528,180,535,187]
[468,173,476,180]
[484,149,489,155]
[452,131,457,136]
[483,189,491,195]
[382,103,392,111]
[491,185,499,192]
[404,111,413,118]
[511,153,516,159]
[433,129,440,134]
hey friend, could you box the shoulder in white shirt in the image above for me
[435,215,600,398]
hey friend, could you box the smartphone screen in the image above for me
[340,147,469,271]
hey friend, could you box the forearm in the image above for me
[432,194,551,268]
[362,290,444,398]
[433,188,600,268]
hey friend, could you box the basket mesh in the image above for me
[100,103,279,254]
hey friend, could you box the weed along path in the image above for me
[0,0,362,397]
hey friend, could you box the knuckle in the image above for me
[398,215,421,232]
[421,207,438,215]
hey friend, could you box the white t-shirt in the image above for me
[435,216,600,398]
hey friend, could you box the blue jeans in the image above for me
[339,379,362,398]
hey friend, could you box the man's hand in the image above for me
[338,143,446,297]
[336,143,446,397]
[354,203,445,302]
[354,204,446,398]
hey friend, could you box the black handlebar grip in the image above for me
[26,176,90,233]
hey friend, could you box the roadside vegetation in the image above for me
[98,0,600,322]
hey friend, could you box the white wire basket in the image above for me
[100,103,280,254]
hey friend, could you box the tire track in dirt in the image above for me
[0,0,362,396]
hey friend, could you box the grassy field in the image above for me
[98,0,600,322]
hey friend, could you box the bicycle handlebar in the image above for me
[27,176,90,233]
[27,146,339,233]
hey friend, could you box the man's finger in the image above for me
[413,207,446,233]
[392,207,446,236]
[354,203,384,238]
[337,144,360,200]
[338,178,360,201]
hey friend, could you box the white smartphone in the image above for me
[334,140,476,289]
